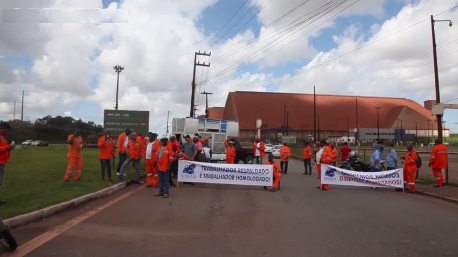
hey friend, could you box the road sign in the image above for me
[103,110,149,135]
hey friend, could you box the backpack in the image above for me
[415,152,422,168]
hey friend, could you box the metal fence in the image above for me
[289,145,458,184]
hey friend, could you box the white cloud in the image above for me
[0,0,457,132]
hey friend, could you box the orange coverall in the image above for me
[225,139,236,164]
[279,145,291,174]
[146,140,161,187]
[403,150,418,192]
[429,144,448,187]
[329,147,338,165]
[265,160,282,190]
[319,146,332,190]
[65,134,83,181]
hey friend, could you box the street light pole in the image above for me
[430,15,453,141]
[375,107,381,141]
[113,65,124,111]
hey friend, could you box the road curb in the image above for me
[416,190,458,205]
[4,181,130,229]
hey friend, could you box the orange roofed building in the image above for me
[208,91,444,143]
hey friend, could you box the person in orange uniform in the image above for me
[154,135,174,198]
[0,122,15,195]
[303,141,312,175]
[279,143,291,174]
[402,143,418,193]
[65,130,83,182]
[253,138,266,164]
[265,154,282,192]
[97,129,115,182]
[168,135,181,186]
[319,140,332,190]
[116,128,131,176]
[329,143,338,166]
[429,138,448,187]
[119,132,143,184]
[145,133,158,187]
[224,138,236,164]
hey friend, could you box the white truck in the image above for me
[171,117,239,162]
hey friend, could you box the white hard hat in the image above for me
[160,135,168,140]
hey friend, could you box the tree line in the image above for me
[2,115,103,144]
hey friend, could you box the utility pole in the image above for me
[375,107,381,141]
[286,110,289,136]
[201,91,213,118]
[430,15,452,141]
[166,111,170,137]
[190,51,211,118]
[313,86,317,142]
[355,98,359,144]
[21,90,24,122]
[113,65,124,111]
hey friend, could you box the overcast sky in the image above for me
[1,0,457,134]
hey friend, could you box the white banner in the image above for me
[178,160,273,186]
[320,164,404,188]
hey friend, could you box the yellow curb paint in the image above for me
[2,186,144,257]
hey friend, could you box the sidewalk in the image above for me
[416,183,458,204]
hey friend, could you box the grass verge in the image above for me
[0,144,142,219]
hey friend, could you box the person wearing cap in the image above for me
[369,144,381,172]
[116,128,131,176]
[0,122,15,201]
[253,137,266,164]
[279,142,291,174]
[65,129,84,182]
[224,138,236,164]
[303,141,312,175]
[97,129,115,181]
[153,135,174,198]
[119,132,143,184]
[145,133,159,187]
[385,143,398,170]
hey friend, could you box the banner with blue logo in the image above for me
[320,164,404,188]
[178,160,273,186]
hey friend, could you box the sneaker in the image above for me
[163,194,169,198]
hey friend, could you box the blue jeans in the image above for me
[255,156,262,164]
[158,171,170,195]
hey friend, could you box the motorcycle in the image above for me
[0,217,17,251]
[339,151,372,172]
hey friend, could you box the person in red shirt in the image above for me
[429,138,448,187]
[265,154,282,192]
[154,135,174,198]
[65,130,84,182]
[340,142,352,162]
[0,122,15,197]
[303,141,312,175]
[97,129,115,182]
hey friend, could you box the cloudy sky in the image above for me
[1,0,457,134]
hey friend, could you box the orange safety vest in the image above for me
[280,146,291,162]
[67,134,83,158]
[303,145,312,159]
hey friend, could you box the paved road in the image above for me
[4,159,458,257]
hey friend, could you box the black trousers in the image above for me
[303,158,312,174]
[281,161,289,174]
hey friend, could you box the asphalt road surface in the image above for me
[4,159,458,257]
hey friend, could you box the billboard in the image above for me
[103,110,149,135]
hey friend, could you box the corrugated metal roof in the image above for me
[222,91,437,131]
